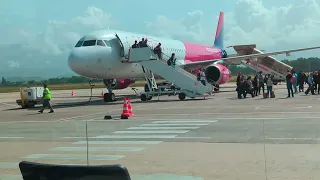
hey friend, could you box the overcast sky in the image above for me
[1,0,319,77]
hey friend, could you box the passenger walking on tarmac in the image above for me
[298,71,306,92]
[245,76,254,97]
[252,75,259,96]
[237,75,245,99]
[258,71,265,95]
[38,84,54,113]
[131,40,139,48]
[292,70,298,94]
[199,68,206,86]
[286,70,294,98]
[305,72,315,95]
[266,74,274,98]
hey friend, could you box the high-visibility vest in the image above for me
[44,88,51,99]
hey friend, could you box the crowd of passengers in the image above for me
[131,38,179,67]
[236,69,320,99]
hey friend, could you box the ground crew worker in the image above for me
[38,84,54,113]
[199,68,206,86]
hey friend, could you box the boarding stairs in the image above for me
[128,47,214,100]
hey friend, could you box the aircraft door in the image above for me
[115,33,130,59]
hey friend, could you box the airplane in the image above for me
[68,11,320,102]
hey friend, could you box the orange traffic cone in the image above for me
[121,97,130,119]
[127,98,134,117]
[71,90,75,97]
[100,90,104,98]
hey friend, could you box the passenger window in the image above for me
[103,40,111,47]
[82,40,96,46]
[75,41,83,47]
[97,40,105,46]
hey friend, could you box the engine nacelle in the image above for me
[103,79,135,90]
[204,64,232,85]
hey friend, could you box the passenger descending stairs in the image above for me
[128,47,214,99]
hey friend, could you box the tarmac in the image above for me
[0,83,320,180]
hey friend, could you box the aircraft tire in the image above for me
[214,84,219,92]
[141,94,147,101]
[109,93,116,102]
[104,93,110,102]
[178,93,186,100]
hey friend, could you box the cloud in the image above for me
[0,6,117,77]
[145,0,320,53]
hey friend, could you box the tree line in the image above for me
[1,57,319,87]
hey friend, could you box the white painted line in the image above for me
[140,123,209,126]
[52,147,145,152]
[58,112,106,121]
[151,120,218,123]
[94,135,177,139]
[266,137,320,140]
[173,137,211,139]
[142,112,320,115]
[0,102,19,107]
[0,137,25,139]
[0,162,18,168]
[24,154,124,160]
[254,107,260,110]
[0,174,21,180]
[127,127,199,130]
[63,137,86,139]
[72,141,163,145]
[293,106,312,109]
[113,130,189,134]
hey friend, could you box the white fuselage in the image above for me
[68,30,193,80]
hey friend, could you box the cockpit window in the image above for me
[103,40,111,47]
[75,40,83,47]
[97,40,105,46]
[82,40,96,46]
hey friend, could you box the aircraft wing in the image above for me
[183,46,320,69]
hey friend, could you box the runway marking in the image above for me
[266,137,320,140]
[127,127,199,130]
[113,130,189,134]
[254,107,260,110]
[24,154,124,161]
[173,137,211,139]
[58,112,107,121]
[0,136,25,139]
[93,135,177,139]
[293,106,312,109]
[73,141,163,145]
[0,174,21,180]
[0,102,19,107]
[151,120,218,123]
[0,162,18,168]
[52,147,145,152]
[140,112,320,116]
[140,123,209,126]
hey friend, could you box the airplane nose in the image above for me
[68,48,94,74]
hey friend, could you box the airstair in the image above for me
[128,47,214,101]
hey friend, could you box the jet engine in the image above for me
[204,64,232,85]
[103,78,135,90]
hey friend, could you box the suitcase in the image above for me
[271,91,275,98]
[263,93,268,98]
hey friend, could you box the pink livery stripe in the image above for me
[182,42,223,63]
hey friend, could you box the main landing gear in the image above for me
[104,92,115,102]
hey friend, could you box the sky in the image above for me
[1,0,320,78]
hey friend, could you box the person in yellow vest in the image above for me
[38,84,54,113]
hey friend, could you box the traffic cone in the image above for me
[100,90,104,98]
[127,98,134,117]
[121,97,130,119]
[71,90,75,97]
